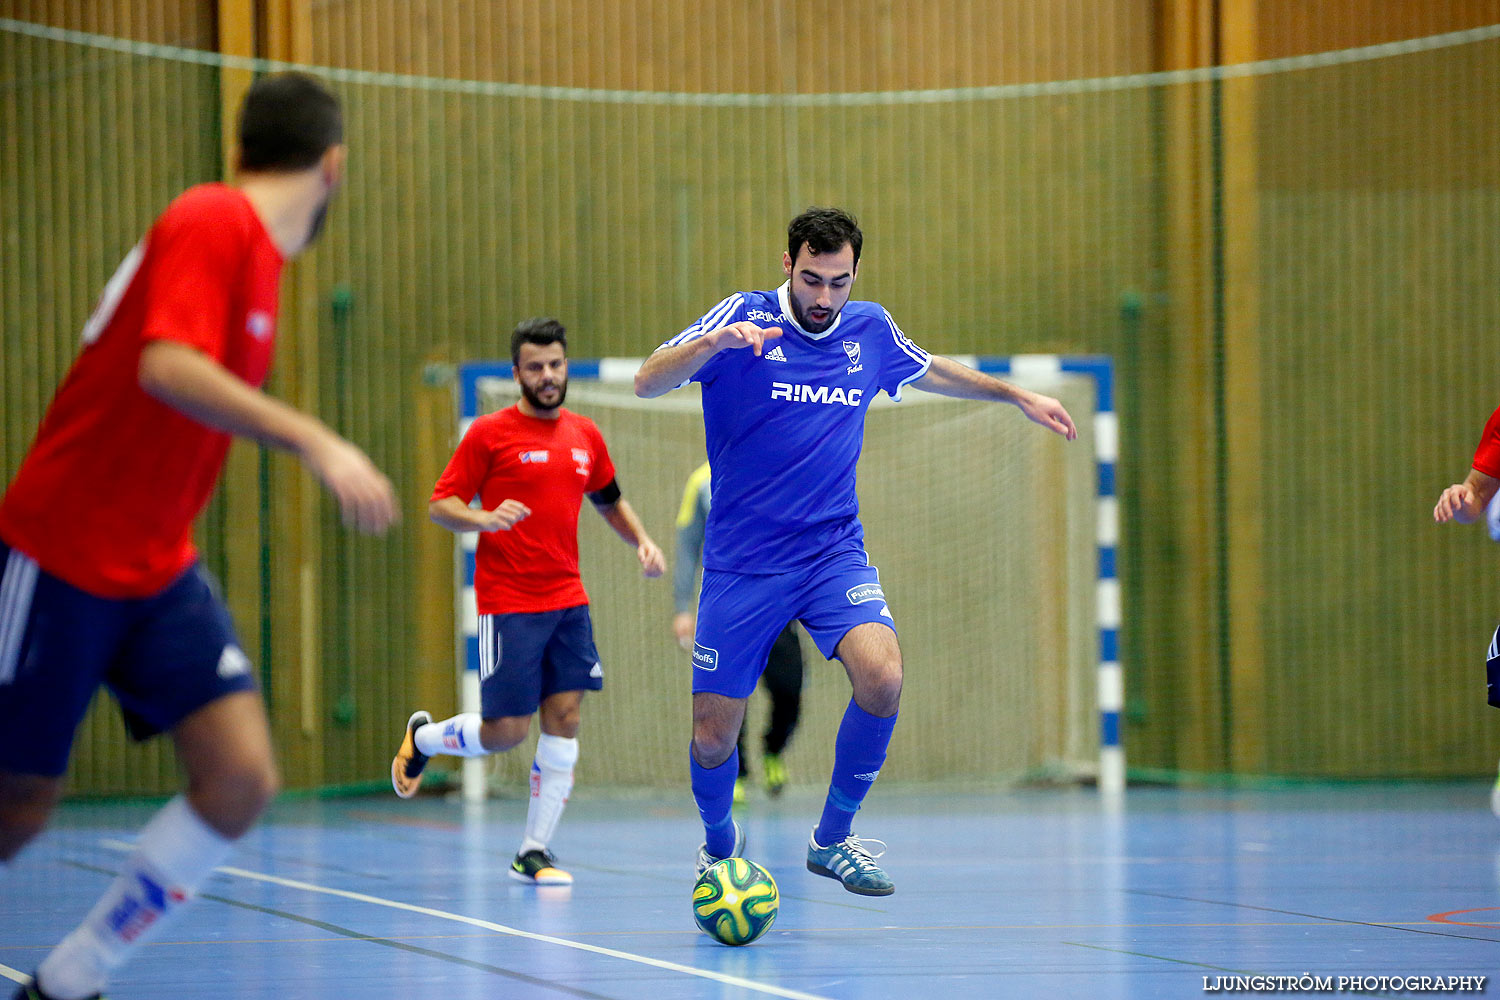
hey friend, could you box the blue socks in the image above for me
[814,699,897,846]
[690,745,740,858]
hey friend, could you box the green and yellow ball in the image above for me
[692,858,779,945]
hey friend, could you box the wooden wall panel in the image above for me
[308,0,1157,88]
[0,0,216,46]
[1253,0,1500,59]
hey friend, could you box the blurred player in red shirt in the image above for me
[392,317,664,886]
[0,73,397,1000]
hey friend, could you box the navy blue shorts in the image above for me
[477,604,603,718]
[0,541,257,777]
[692,547,897,699]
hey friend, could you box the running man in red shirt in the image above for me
[392,317,664,885]
[0,74,397,1000]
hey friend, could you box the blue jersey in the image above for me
[659,283,930,572]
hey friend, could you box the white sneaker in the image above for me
[695,820,745,878]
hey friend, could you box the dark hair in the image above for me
[237,72,343,172]
[511,317,568,365]
[787,206,862,269]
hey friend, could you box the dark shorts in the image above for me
[0,541,257,777]
[692,547,896,699]
[477,604,603,718]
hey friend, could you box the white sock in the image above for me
[37,796,234,999]
[416,713,487,757]
[520,734,578,854]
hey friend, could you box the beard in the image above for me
[790,294,836,333]
[520,376,567,412]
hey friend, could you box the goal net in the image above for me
[461,361,1106,795]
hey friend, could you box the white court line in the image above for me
[97,839,828,1000]
[0,965,25,985]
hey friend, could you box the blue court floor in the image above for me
[2,783,1498,999]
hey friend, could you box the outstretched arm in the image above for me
[911,355,1078,440]
[139,340,398,533]
[634,322,783,398]
[1434,468,1500,525]
[595,498,666,577]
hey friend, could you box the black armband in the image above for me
[587,478,622,507]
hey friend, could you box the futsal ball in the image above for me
[692,858,779,945]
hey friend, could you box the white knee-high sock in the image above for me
[520,734,578,854]
[37,796,234,999]
[415,713,487,757]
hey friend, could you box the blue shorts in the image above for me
[0,542,257,777]
[478,604,603,718]
[692,548,896,699]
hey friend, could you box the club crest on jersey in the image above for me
[842,339,863,374]
[572,447,591,476]
[520,450,550,464]
[847,583,885,605]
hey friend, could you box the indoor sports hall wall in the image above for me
[2,1,1499,795]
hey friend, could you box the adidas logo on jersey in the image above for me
[763,344,788,362]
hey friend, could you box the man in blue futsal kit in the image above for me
[634,207,1077,895]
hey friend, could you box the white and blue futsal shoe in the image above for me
[806,830,894,896]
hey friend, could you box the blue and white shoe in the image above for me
[695,820,745,878]
[807,830,894,896]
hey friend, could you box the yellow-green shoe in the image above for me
[763,753,788,797]
[510,848,573,886]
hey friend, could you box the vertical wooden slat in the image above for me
[1154,0,1225,773]
[1219,0,1267,774]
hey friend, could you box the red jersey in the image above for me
[1473,406,1500,479]
[0,184,283,598]
[432,406,617,614]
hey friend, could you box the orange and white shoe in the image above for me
[391,710,432,799]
